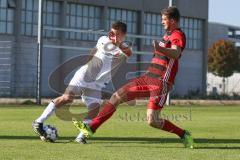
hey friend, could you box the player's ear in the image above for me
[170,18,175,24]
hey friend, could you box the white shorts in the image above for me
[68,69,104,108]
[81,88,103,108]
[66,85,104,109]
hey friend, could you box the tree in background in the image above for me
[236,47,240,72]
[208,40,239,94]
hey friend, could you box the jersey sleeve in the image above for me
[170,31,186,51]
[96,36,107,49]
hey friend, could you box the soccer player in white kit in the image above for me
[32,21,132,143]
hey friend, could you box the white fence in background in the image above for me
[207,72,240,94]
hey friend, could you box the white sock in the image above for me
[36,101,56,123]
[76,132,85,141]
[83,119,92,125]
[75,119,92,140]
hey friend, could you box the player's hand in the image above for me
[119,42,133,57]
[122,47,132,57]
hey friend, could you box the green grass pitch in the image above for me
[0,104,239,160]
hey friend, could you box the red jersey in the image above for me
[147,28,186,84]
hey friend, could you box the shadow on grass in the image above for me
[0,135,240,144]
[196,146,240,150]
[0,135,74,140]
[90,137,240,144]
[103,145,240,150]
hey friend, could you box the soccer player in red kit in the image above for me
[73,6,194,148]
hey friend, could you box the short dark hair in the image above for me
[161,6,180,22]
[111,21,127,34]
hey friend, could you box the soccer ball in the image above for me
[43,125,58,142]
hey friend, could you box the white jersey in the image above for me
[69,36,128,91]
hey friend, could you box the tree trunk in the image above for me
[222,77,226,94]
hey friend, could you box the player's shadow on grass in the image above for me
[1,136,240,149]
[0,135,73,140]
[90,137,240,144]
[196,146,240,150]
[103,145,240,150]
[1,136,240,144]
[91,137,240,149]
[0,135,74,143]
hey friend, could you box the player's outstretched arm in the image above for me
[86,47,98,62]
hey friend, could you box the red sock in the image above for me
[161,119,184,138]
[90,102,116,132]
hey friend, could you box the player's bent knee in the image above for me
[147,115,156,127]
[147,119,156,127]
[62,94,74,103]
[110,92,122,104]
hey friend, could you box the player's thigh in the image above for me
[147,94,168,110]
[147,95,168,122]
[68,68,86,96]
[124,75,165,101]
[114,76,149,102]
[109,81,134,104]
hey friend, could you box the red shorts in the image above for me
[147,94,167,110]
[120,75,170,110]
